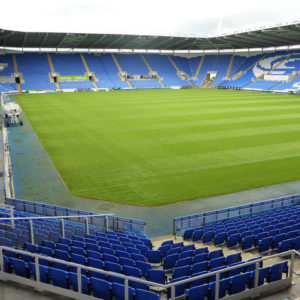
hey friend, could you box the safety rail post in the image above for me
[77,266,82,293]
[124,278,129,300]
[29,220,34,244]
[173,219,177,238]
[254,261,259,288]
[85,217,89,235]
[9,206,14,228]
[289,251,295,280]
[60,219,65,238]
[0,248,3,272]
[215,273,220,300]
[105,216,108,232]
[171,285,175,300]
[34,256,40,282]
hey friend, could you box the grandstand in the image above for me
[1,21,300,300]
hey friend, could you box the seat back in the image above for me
[112,282,135,300]
[48,267,68,288]
[136,288,159,300]
[185,283,209,300]
[148,269,166,284]
[90,277,112,300]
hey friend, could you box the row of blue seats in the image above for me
[185,261,288,300]
[184,206,300,238]
[3,255,159,300]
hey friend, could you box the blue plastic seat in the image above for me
[55,249,70,261]
[267,262,288,282]
[10,258,29,278]
[208,249,223,260]
[194,247,208,255]
[157,245,170,257]
[241,235,255,250]
[136,245,149,255]
[272,233,286,249]
[39,246,54,257]
[71,253,87,265]
[59,237,72,246]
[184,229,194,240]
[208,277,230,299]
[48,267,69,288]
[119,257,135,267]
[191,261,208,274]
[294,236,300,250]
[179,250,194,259]
[88,257,105,269]
[161,240,173,246]
[278,238,293,252]
[42,240,55,249]
[99,241,112,249]
[56,243,70,253]
[147,250,161,264]
[203,231,214,243]
[182,244,195,252]
[168,276,189,298]
[176,257,192,268]
[131,253,146,262]
[227,261,244,277]
[209,257,226,270]
[190,271,208,287]
[185,283,209,300]
[228,272,251,294]
[123,265,142,277]
[106,261,123,284]
[192,229,203,242]
[227,233,240,248]
[71,246,86,256]
[90,277,112,300]
[172,265,190,279]
[69,272,90,294]
[258,237,273,253]
[226,253,241,265]
[167,247,181,256]
[140,238,152,249]
[86,250,102,260]
[136,261,152,277]
[112,282,135,300]
[163,253,178,270]
[103,253,119,263]
[136,288,159,300]
[214,232,226,245]
[147,269,166,284]
[24,242,39,253]
[28,262,49,283]
[86,243,99,252]
[249,267,270,287]
[193,253,208,264]
[72,240,86,248]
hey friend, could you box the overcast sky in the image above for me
[2,0,300,36]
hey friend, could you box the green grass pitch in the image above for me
[15,89,300,206]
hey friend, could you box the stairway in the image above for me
[12,55,22,93]
[140,55,165,87]
[225,55,234,79]
[168,56,194,87]
[111,54,133,88]
[80,54,98,88]
[194,56,205,82]
[47,53,61,90]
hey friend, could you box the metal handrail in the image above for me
[0,245,299,300]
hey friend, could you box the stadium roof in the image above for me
[1,21,300,51]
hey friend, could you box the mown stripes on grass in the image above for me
[15,89,300,206]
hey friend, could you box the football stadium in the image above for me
[1,4,300,299]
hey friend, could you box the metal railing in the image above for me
[5,198,147,236]
[0,245,298,300]
[0,213,114,244]
[173,194,300,236]
[0,204,15,228]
